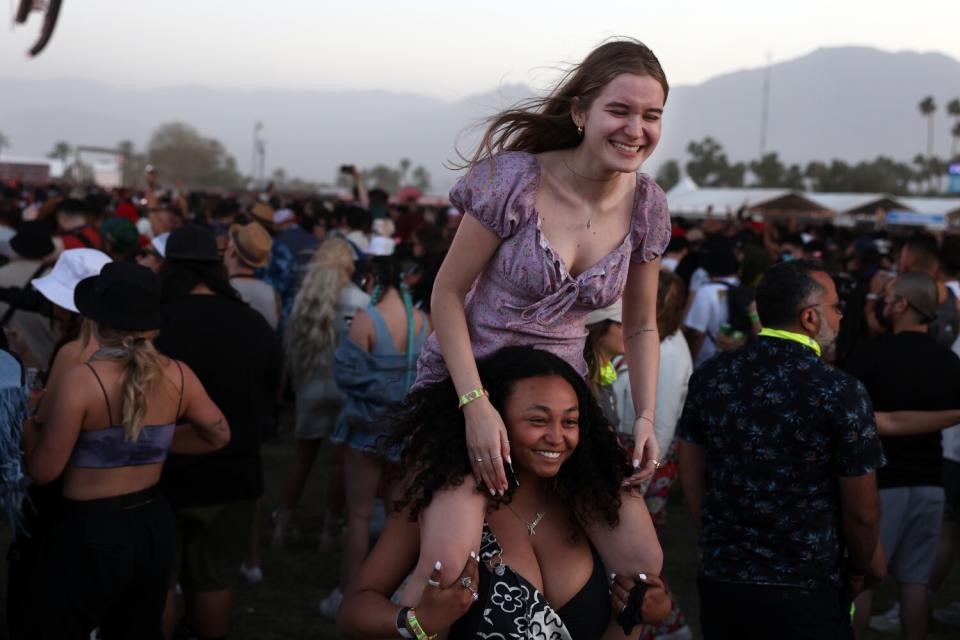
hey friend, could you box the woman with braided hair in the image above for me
[20,261,228,638]
[321,254,430,617]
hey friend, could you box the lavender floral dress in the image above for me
[414,151,670,388]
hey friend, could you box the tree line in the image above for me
[656,142,956,196]
[2,122,433,194]
[656,94,960,195]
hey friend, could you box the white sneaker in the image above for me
[868,602,900,633]
[655,626,693,640]
[239,562,263,585]
[933,599,960,625]
[319,588,343,619]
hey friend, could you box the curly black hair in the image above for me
[385,346,628,536]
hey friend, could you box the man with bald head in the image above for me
[679,260,884,639]
[848,271,960,640]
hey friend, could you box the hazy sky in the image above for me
[2,0,957,100]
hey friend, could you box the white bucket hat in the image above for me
[584,299,623,326]
[32,248,112,312]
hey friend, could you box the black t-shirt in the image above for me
[846,331,960,488]
[155,294,283,507]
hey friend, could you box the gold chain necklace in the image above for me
[506,503,546,536]
[559,157,612,231]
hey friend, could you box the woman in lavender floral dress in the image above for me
[404,39,672,604]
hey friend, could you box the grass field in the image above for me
[2,419,958,639]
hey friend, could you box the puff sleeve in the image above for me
[448,152,537,240]
[630,175,671,264]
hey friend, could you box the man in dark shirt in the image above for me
[678,260,885,639]
[846,271,960,640]
[155,224,283,639]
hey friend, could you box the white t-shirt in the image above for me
[661,256,679,272]
[612,331,693,456]
[231,277,279,330]
[688,267,710,293]
[684,276,739,368]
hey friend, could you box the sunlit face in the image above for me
[503,375,580,479]
[572,73,665,174]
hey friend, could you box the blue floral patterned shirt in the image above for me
[677,336,885,588]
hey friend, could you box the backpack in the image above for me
[716,281,755,335]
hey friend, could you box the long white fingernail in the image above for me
[506,455,512,464]
[434,560,442,571]
[637,573,647,581]
[489,487,496,497]
[469,550,476,560]
[632,459,640,469]
[610,572,617,580]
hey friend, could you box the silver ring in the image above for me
[475,457,484,463]
[460,576,472,589]
[652,459,661,470]
[427,578,441,588]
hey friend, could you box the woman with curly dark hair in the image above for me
[338,347,667,640]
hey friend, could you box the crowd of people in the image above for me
[0,37,958,640]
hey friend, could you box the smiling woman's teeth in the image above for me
[534,450,561,459]
[610,141,639,152]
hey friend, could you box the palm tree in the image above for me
[912,153,930,193]
[953,122,960,162]
[948,98,960,158]
[46,140,71,163]
[919,96,937,157]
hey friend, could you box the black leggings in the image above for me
[26,487,176,640]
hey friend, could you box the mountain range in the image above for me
[1,46,958,193]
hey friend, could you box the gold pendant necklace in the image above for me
[506,503,546,536]
[559,158,609,231]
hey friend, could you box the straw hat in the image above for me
[230,222,273,268]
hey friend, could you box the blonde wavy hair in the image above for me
[91,324,166,443]
[285,238,355,385]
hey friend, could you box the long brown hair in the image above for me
[656,269,686,340]
[459,38,668,169]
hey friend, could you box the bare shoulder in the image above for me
[350,307,374,333]
[56,339,84,359]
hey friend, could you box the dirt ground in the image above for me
[1,420,958,639]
